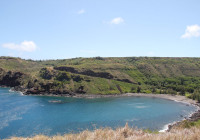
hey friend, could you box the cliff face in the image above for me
[0,68,25,87]
[0,57,200,96]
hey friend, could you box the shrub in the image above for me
[137,86,141,93]
[55,72,71,81]
[39,68,52,80]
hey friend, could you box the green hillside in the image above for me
[0,56,200,100]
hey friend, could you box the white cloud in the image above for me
[78,9,85,14]
[2,41,37,52]
[110,17,124,24]
[181,24,200,39]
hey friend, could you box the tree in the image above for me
[56,72,71,81]
[131,87,136,93]
[180,88,185,96]
[152,87,156,93]
[137,86,141,93]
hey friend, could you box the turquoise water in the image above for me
[0,88,197,139]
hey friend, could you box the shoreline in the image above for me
[2,85,198,105]
[2,86,200,133]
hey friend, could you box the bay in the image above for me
[0,88,197,139]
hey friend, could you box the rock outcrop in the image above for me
[54,66,134,83]
[0,68,24,87]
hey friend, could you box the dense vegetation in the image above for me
[0,56,200,101]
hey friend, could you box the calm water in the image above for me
[0,88,197,139]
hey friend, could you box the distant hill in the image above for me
[0,56,200,99]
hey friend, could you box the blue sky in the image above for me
[0,0,200,60]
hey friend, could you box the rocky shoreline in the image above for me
[6,85,200,103]
[167,104,200,131]
[1,85,200,132]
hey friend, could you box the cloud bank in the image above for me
[2,41,37,52]
[181,24,200,39]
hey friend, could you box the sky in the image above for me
[0,0,200,60]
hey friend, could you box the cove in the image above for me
[0,88,197,139]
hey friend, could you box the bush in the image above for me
[167,89,177,95]
[190,91,200,102]
[137,86,141,93]
[39,68,52,80]
[55,72,71,81]
[72,75,83,82]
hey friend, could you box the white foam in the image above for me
[18,91,24,96]
[9,89,15,92]
[8,88,25,96]
[126,118,139,122]
[48,100,62,103]
[159,124,169,132]
[128,103,144,105]
[135,105,149,109]
[159,121,176,133]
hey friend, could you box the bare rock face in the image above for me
[54,66,134,83]
[25,88,40,95]
[76,86,86,94]
[54,66,114,79]
[0,69,24,87]
[80,70,114,79]
[72,75,83,82]
[54,66,78,73]
[39,68,55,80]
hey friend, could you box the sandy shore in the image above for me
[72,93,198,105]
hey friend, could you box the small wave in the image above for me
[159,121,177,132]
[48,100,62,103]
[18,91,24,96]
[8,89,24,96]
[135,105,149,109]
[159,124,169,132]
[128,103,144,106]
[173,100,192,106]
[9,89,15,92]
[126,118,139,122]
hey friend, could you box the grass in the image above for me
[172,120,200,129]
[7,123,200,140]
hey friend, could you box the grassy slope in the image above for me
[7,123,200,140]
[0,56,200,97]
